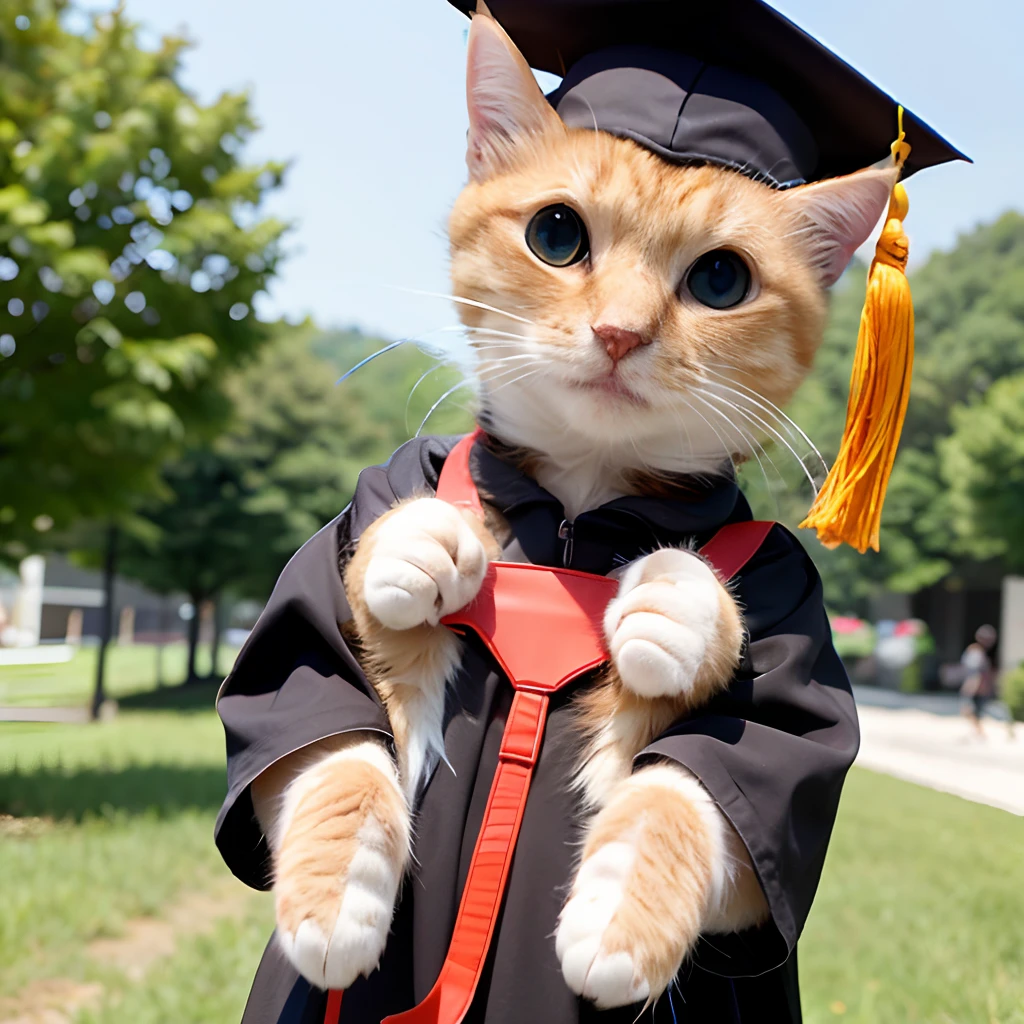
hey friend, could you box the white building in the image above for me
[0,555,183,647]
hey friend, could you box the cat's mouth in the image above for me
[571,373,647,406]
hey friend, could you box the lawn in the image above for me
[0,642,239,707]
[0,692,274,1022]
[1,690,1022,1024]
[801,770,1024,1023]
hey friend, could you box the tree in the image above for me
[116,323,469,681]
[0,0,287,564]
[743,213,1024,612]
[941,372,1024,574]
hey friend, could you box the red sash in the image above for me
[325,432,773,1024]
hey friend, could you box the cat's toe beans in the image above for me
[581,951,650,1009]
[279,891,393,991]
[556,842,652,1009]
[559,936,649,1009]
[363,500,489,628]
[610,609,705,697]
[323,871,397,988]
[277,836,401,989]
[364,556,442,629]
[614,636,693,697]
[278,919,331,989]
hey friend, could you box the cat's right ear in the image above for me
[783,164,899,287]
[465,6,563,182]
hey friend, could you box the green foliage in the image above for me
[1000,664,1024,724]
[940,372,1024,574]
[115,324,471,604]
[0,0,287,564]
[745,213,1024,611]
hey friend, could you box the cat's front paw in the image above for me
[555,765,726,1009]
[604,547,742,700]
[363,498,490,630]
[273,744,410,989]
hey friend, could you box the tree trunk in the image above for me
[155,598,168,688]
[207,594,225,680]
[186,595,202,683]
[90,525,118,721]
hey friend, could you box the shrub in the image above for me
[1001,663,1024,723]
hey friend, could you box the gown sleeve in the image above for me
[637,524,859,977]
[213,439,448,890]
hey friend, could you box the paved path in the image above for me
[854,686,1023,815]
[3,689,1019,815]
[0,705,90,723]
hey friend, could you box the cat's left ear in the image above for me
[783,164,900,287]
[465,4,564,182]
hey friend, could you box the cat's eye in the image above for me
[686,250,751,309]
[525,204,589,267]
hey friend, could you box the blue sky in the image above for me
[111,0,1021,343]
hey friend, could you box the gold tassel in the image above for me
[800,110,914,553]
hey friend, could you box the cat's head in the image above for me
[448,12,897,490]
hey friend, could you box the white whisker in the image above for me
[476,353,540,368]
[415,380,474,437]
[675,394,737,477]
[462,325,530,342]
[703,363,829,475]
[485,367,544,395]
[393,287,536,326]
[695,386,818,496]
[405,360,455,434]
[336,339,408,382]
[688,391,778,506]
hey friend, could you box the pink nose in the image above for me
[592,324,648,365]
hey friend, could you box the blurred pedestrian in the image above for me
[960,624,998,739]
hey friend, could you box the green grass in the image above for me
[0,704,225,820]
[0,695,272,1015]
[2,693,1022,1023]
[79,902,273,1024]
[0,642,239,707]
[801,769,1024,1023]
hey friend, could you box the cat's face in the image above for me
[449,14,896,482]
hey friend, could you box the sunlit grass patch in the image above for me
[801,768,1024,1023]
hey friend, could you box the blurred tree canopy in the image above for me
[941,372,1024,575]
[0,0,286,564]
[115,323,468,676]
[3,0,1019,632]
[745,211,1024,611]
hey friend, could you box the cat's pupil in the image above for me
[707,258,736,295]
[526,204,589,267]
[686,250,751,309]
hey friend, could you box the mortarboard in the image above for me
[447,0,968,187]
[447,0,969,553]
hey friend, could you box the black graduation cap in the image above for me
[447,0,968,187]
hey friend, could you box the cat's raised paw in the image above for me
[604,547,740,700]
[363,498,490,630]
[273,748,410,989]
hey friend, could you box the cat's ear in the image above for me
[465,6,563,182]
[784,165,899,287]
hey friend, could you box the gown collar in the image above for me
[456,434,748,575]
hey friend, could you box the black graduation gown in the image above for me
[215,435,858,1024]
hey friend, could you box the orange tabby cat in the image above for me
[252,9,896,1007]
